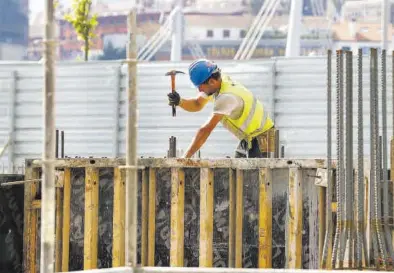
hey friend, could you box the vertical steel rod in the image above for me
[61,131,64,158]
[40,0,56,271]
[321,49,333,269]
[332,49,344,268]
[381,49,394,261]
[125,8,138,268]
[55,129,59,158]
[345,50,354,266]
[356,48,367,268]
[375,50,388,267]
[338,49,346,268]
[370,48,387,268]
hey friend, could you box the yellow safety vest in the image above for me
[210,74,274,148]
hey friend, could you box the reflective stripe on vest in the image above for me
[240,97,267,133]
[214,74,272,145]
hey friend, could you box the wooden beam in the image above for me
[258,168,272,268]
[84,167,99,269]
[199,168,214,267]
[170,168,185,267]
[112,167,125,267]
[287,167,303,269]
[235,169,243,268]
[55,170,65,272]
[228,169,236,268]
[23,167,39,273]
[61,168,71,272]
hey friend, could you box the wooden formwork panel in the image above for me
[22,158,324,273]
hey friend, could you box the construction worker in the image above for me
[167,59,275,159]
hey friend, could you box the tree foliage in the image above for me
[64,0,98,61]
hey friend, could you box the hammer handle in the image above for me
[171,75,176,117]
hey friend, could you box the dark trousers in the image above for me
[234,137,269,158]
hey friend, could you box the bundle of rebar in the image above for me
[321,48,394,270]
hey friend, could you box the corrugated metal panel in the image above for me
[275,55,394,158]
[0,60,274,171]
[0,71,13,172]
[0,55,393,172]
[118,60,275,158]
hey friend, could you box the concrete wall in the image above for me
[0,174,25,273]
[25,158,322,271]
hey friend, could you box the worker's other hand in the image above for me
[168,91,181,106]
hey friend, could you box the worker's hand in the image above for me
[168,91,181,106]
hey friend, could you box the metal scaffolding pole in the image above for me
[40,0,56,271]
[125,8,138,268]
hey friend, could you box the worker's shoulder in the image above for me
[221,73,246,88]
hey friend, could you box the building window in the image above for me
[223,29,230,38]
[207,30,213,38]
[240,30,246,38]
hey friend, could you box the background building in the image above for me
[0,0,29,60]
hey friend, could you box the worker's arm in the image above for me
[182,113,224,158]
[168,91,209,112]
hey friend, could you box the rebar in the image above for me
[61,131,64,158]
[56,129,59,158]
[338,49,347,268]
[356,48,367,268]
[345,50,354,267]
[40,0,56,271]
[381,49,394,262]
[332,49,344,268]
[321,49,333,269]
[125,8,138,268]
[370,48,387,268]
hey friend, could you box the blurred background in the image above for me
[0,0,391,62]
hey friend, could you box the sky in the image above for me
[29,0,66,17]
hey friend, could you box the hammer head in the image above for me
[165,70,185,76]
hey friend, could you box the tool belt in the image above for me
[255,127,277,153]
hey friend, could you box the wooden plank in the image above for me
[258,168,272,268]
[235,169,243,268]
[228,169,236,268]
[170,168,185,266]
[141,169,149,266]
[287,168,303,269]
[31,200,41,209]
[199,168,214,267]
[84,167,99,269]
[30,158,337,170]
[61,168,71,272]
[148,168,156,266]
[112,168,125,267]
[318,186,327,269]
[391,138,394,250]
[55,170,65,272]
[23,167,39,273]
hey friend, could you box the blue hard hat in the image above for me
[188,59,218,87]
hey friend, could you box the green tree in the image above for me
[64,0,98,61]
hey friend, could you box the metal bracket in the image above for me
[313,168,330,187]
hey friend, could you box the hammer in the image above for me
[165,70,185,117]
